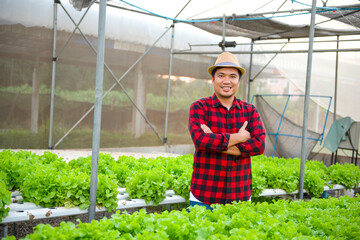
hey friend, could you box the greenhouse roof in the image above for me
[318,5,360,28]
[187,4,360,40]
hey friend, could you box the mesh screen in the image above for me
[0,22,334,152]
[0,23,218,149]
[255,95,323,159]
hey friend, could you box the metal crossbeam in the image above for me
[52,2,170,148]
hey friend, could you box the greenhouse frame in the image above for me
[1,0,360,235]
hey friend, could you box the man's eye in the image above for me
[218,74,224,78]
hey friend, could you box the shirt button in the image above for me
[227,167,231,171]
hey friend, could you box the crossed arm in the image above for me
[189,101,265,157]
[200,121,251,156]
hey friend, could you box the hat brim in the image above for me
[208,63,246,77]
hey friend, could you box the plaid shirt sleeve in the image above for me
[237,105,265,158]
[188,100,230,152]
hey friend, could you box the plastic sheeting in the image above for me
[1,0,360,150]
[324,116,355,152]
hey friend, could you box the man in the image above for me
[188,52,265,210]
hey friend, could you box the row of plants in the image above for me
[1,150,360,223]
[252,155,360,197]
[0,158,13,221]
[0,150,194,223]
[6,195,360,239]
[0,151,120,219]
[0,181,11,221]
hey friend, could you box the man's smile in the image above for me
[221,86,232,91]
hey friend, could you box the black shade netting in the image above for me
[255,95,321,159]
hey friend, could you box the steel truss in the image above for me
[48,0,360,217]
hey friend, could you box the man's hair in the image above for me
[211,67,242,79]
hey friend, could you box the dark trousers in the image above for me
[189,200,213,211]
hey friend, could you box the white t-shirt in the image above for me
[189,191,201,202]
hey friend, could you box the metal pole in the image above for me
[222,14,226,52]
[164,23,175,146]
[163,1,191,147]
[247,39,254,102]
[173,48,360,55]
[49,1,58,149]
[334,35,339,120]
[174,0,192,18]
[88,0,106,222]
[299,0,317,200]
[189,38,360,47]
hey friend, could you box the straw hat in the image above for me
[208,52,246,77]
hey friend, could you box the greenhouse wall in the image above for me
[1,0,359,153]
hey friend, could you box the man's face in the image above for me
[212,67,240,100]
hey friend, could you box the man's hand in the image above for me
[226,121,251,148]
[201,124,212,133]
[201,124,241,156]
[238,121,251,142]
[225,146,241,155]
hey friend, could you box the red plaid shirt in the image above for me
[188,94,265,205]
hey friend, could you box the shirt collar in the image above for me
[211,93,241,110]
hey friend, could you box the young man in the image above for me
[188,52,266,210]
